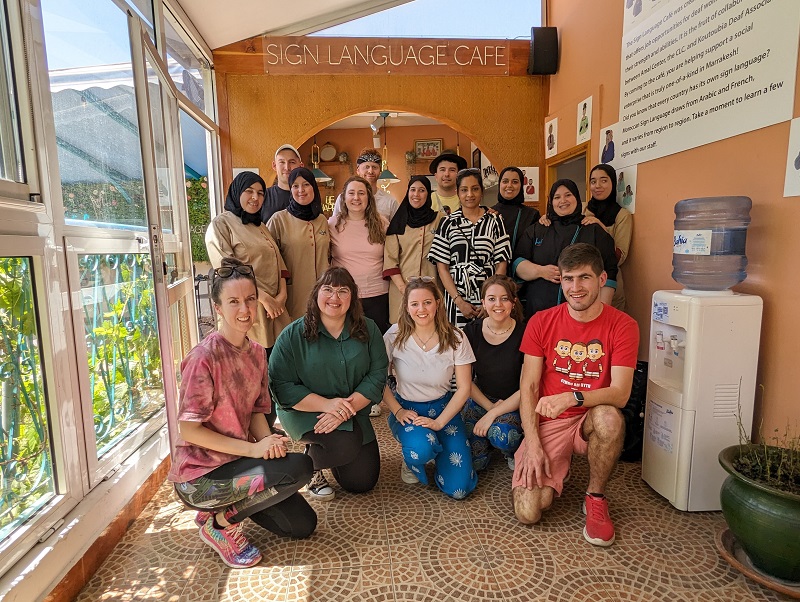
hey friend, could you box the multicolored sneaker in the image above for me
[582,494,615,547]
[194,511,212,527]
[200,519,262,568]
[306,470,335,500]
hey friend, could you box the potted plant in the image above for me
[719,423,800,582]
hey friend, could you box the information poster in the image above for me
[618,0,800,165]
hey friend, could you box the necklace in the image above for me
[486,320,514,336]
[415,330,437,350]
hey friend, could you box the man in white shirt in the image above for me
[333,148,399,220]
[261,143,303,223]
[430,153,468,214]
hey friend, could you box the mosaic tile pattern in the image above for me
[75,411,797,601]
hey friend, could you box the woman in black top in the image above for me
[492,167,540,251]
[512,179,618,319]
[462,275,525,472]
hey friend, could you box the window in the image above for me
[0,257,53,541]
[42,0,148,229]
[0,1,23,184]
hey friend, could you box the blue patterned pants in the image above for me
[388,391,477,500]
[462,397,523,471]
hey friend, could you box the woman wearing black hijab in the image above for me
[206,170,290,350]
[584,164,633,311]
[511,179,618,319]
[383,175,444,323]
[492,167,541,251]
[266,167,330,319]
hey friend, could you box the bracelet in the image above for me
[394,408,402,417]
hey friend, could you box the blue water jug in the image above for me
[672,196,751,291]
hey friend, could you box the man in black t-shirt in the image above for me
[261,144,303,223]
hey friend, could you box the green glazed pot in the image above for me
[719,445,800,582]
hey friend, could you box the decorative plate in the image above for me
[320,143,337,162]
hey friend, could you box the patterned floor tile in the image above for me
[74,424,795,602]
[391,560,504,602]
[285,565,383,601]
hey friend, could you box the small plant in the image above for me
[733,385,800,496]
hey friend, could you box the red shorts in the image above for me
[512,413,589,495]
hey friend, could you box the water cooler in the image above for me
[641,291,761,511]
[641,196,762,511]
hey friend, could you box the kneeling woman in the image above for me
[462,275,525,472]
[269,267,387,500]
[168,258,316,570]
[383,278,477,499]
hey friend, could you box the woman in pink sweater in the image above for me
[329,176,390,417]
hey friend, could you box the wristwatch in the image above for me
[573,391,584,407]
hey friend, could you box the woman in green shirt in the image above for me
[269,267,387,500]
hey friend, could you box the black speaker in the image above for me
[527,27,558,75]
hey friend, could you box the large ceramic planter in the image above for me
[719,445,800,582]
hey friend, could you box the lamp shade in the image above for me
[378,168,400,185]
[311,167,332,183]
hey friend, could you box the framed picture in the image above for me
[472,148,482,169]
[414,139,443,160]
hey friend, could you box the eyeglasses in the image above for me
[407,276,435,283]
[457,168,481,176]
[320,286,352,298]
[213,265,254,279]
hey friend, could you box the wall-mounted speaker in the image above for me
[527,27,558,75]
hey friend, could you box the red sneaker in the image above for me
[583,494,615,546]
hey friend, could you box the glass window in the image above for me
[181,111,212,265]
[0,0,25,184]
[42,0,148,229]
[164,9,211,117]
[0,258,54,541]
[78,253,164,457]
[145,57,175,235]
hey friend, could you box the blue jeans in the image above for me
[388,391,477,500]
[462,397,523,471]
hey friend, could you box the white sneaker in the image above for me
[400,462,420,484]
[369,404,382,417]
[306,470,335,500]
[507,456,515,471]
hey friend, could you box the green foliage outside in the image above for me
[81,254,164,457]
[61,181,147,227]
[0,258,54,540]
[186,177,210,263]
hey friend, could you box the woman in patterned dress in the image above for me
[382,278,477,499]
[427,168,511,328]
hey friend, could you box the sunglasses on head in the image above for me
[457,168,481,176]
[407,276,435,283]
[213,265,254,279]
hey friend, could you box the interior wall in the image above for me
[215,70,546,194]
[546,0,800,434]
[295,123,462,198]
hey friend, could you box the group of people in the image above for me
[168,143,638,569]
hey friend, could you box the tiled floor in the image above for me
[76,413,795,601]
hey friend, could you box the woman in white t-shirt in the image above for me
[382,277,477,499]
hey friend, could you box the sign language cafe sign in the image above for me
[256,37,526,75]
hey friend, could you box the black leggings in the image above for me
[301,421,381,493]
[249,492,317,539]
[361,293,390,333]
[175,453,314,529]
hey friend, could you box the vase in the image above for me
[719,444,800,582]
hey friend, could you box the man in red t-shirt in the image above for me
[512,243,639,546]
